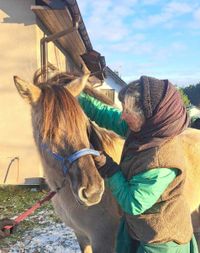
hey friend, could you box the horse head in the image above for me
[13,70,105,207]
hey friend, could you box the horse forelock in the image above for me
[38,85,89,147]
[33,70,121,153]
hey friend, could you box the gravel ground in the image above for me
[7,223,81,253]
[0,210,81,253]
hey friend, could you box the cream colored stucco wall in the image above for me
[0,0,71,184]
[0,0,42,185]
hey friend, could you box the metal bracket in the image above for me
[40,21,79,82]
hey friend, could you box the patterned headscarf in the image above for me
[122,76,189,155]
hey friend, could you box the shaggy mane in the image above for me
[34,70,121,150]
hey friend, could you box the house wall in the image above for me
[0,0,41,185]
[0,0,74,184]
[101,75,123,108]
[189,106,200,118]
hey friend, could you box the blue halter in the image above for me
[41,144,100,175]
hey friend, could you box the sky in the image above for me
[77,0,200,87]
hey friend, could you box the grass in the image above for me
[0,186,60,248]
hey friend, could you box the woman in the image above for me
[78,75,198,253]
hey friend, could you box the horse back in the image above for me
[180,128,200,211]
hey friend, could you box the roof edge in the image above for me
[65,0,93,52]
[106,67,127,86]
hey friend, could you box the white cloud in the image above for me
[194,8,200,21]
[79,1,197,44]
[105,33,155,55]
[171,42,187,51]
[78,0,140,42]
[189,8,200,29]
[86,16,129,42]
[151,42,187,62]
[133,1,195,29]
[110,40,154,55]
[132,12,171,29]
[145,12,171,27]
[165,2,193,15]
[168,72,200,86]
[123,69,200,87]
[77,0,200,87]
[142,0,161,5]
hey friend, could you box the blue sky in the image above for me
[77,0,200,87]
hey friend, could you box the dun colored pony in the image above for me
[14,69,123,253]
[14,70,200,252]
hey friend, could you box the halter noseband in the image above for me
[41,144,100,175]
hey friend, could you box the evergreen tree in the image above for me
[183,83,200,108]
[178,88,190,107]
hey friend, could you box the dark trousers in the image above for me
[130,238,140,253]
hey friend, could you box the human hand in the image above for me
[94,151,120,178]
[0,218,16,239]
[94,151,106,168]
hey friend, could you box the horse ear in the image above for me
[13,76,41,104]
[66,73,90,97]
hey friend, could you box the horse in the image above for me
[13,70,200,252]
[13,69,124,253]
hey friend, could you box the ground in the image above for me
[0,187,81,253]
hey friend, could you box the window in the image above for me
[100,89,115,103]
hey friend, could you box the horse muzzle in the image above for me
[77,180,105,206]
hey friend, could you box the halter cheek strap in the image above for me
[41,144,100,175]
[67,148,100,163]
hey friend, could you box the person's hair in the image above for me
[118,80,144,117]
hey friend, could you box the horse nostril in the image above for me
[82,187,88,199]
[78,187,88,202]
[78,184,104,205]
[79,186,94,201]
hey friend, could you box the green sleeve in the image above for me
[78,92,128,137]
[106,168,178,215]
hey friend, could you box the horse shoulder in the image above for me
[181,128,200,166]
[158,128,200,166]
[180,128,200,211]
